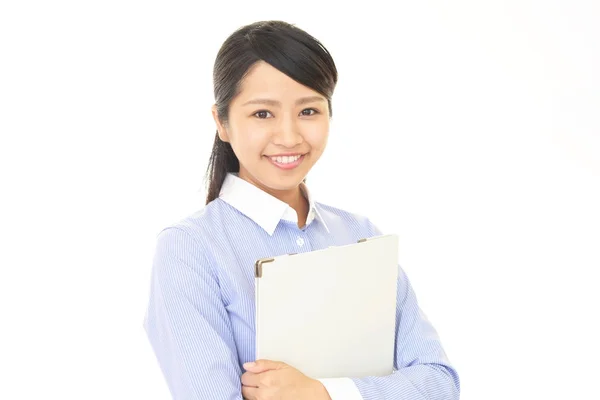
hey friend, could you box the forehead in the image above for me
[235,61,321,101]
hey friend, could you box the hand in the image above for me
[241,359,331,400]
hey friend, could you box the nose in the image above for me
[272,114,303,148]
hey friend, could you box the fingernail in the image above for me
[244,362,256,368]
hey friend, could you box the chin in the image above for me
[240,160,309,192]
[266,178,304,192]
[257,172,305,192]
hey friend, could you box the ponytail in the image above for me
[205,130,239,204]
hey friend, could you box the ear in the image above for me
[211,105,230,143]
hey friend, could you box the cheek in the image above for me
[228,125,271,158]
[303,126,329,152]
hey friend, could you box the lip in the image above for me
[265,152,305,157]
[265,154,306,170]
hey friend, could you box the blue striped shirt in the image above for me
[143,173,460,399]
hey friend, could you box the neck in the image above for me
[237,171,308,228]
[267,185,309,228]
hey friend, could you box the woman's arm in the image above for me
[320,218,459,400]
[143,227,243,399]
[309,264,460,400]
[349,264,460,399]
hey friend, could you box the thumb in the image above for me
[243,359,286,373]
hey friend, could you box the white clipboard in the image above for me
[254,234,398,379]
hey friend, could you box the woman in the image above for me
[144,20,460,400]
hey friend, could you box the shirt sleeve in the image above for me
[349,264,460,400]
[143,227,243,400]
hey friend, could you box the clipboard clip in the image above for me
[255,258,274,278]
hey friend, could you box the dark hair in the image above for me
[204,20,338,204]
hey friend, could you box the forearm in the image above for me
[351,363,459,400]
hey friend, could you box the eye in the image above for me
[253,110,272,119]
[300,108,319,116]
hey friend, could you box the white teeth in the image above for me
[271,155,301,164]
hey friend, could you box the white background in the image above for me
[1,1,599,399]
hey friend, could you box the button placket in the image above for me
[288,225,311,252]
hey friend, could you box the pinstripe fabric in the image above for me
[143,173,460,399]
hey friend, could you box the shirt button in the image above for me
[296,237,304,246]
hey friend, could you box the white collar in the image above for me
[218,173,329,235]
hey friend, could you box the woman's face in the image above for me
[212,61,330,196]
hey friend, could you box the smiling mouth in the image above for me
[264,153,306,170]
[268,154,303,164]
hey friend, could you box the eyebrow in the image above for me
[241,96,326,107]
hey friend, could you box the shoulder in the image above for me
[153,199,228,254]
[315,201,383,237]
[150,200,233,279]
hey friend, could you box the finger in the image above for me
[243,359,286,373]
[241,371,260,388]
[241,385,259,400]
